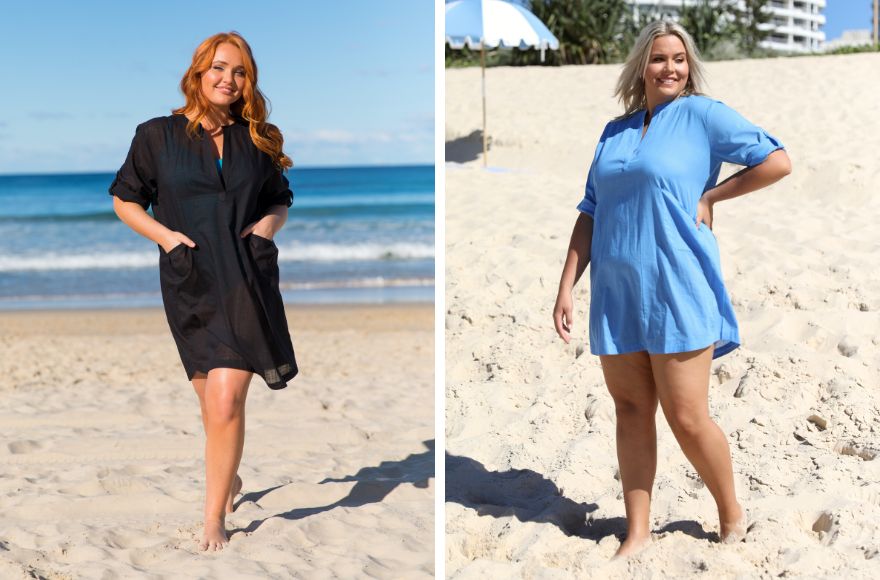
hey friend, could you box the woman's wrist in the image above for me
[258,214,281,236]
[702,187,719,205]
[557,278,575,295]
[158,228,178,250]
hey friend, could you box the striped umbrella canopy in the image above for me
[445,0,559,166]
[446,0,560,52]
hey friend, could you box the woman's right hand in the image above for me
[161,231,196,254]
[555,213,594,345]
[553,289,574,344]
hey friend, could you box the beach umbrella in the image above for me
[445,0,559,166]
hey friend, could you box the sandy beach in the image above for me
[0,304,434,578]
[446,53,880,578]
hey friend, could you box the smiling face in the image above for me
[643,34,689,110]
[200,42,246,111]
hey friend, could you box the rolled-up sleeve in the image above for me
[576,161,599,217]
[259,166,293,212]
[576,123,610,218]
[108,122,156,210]
[706,100,784,167]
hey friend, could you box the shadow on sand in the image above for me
[446,130,488,164]
[446,453,715,543]
[234,440,434,535]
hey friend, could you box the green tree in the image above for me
[733,0,772,56]
[678,0,737,59]
[519,0,632,65]
[444,0,777,68]
[619,3,676,57]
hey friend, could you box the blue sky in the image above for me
[823,0,874,40]
[0,0,434,174]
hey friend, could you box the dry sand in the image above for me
[0,304,434,579]
[446,53,880,578]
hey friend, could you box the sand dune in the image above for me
[446,53,880,578]
[0,305,434,579]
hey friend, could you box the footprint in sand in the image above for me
[834,441,879,461]
[99,477,152,495]
[8,440,42,454]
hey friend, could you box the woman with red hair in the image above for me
[110,31,297,551]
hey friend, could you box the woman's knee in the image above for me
[665,407,712,439]
[205,387,246,423]
[612,396,658,419]
[602,351,657,418]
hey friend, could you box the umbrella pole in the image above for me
[481,44,487,167]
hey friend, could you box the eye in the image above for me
[213,66,224,71]
[235,70,245,77]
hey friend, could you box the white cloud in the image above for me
[294,129,416,146]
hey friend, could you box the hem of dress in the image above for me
[185,360,257,381]
[185,361,297,390]
[590,333,740,359]
[711,339,739,359]
[264,365,299,391]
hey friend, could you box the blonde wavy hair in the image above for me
[172,31,292,170]
[614,20,708,120]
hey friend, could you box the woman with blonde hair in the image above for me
[553,20,791,557]
[110,31,297,551]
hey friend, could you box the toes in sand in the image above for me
[199,518,228,552]
[612,534,653,560]
[720,506,748,544]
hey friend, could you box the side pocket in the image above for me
[249,233,280,286]
[158,243,214,332]
[159,243,193,283]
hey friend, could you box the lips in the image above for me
[215,87,234,95]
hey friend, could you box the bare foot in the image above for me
[226,474,242,514]
[720,503,747,544]
[612,533,652,559]
[199,517,228,551]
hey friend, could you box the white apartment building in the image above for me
[823,28,873,51]
[627,0,826,53]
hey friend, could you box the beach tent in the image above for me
[445,0,559,166]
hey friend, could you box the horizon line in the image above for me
[0,162,435,178]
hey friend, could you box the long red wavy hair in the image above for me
[171,31,292,170]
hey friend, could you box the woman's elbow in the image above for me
[771,148,792,177]
[112,196,139,222]
[112,195,124,218]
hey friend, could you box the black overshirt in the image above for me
[109,114,298,389]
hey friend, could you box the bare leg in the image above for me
[195,368,252,551]
[192,372,208,432]
[192,373,244,515]
[600,351,659,558]
[649,347,746,543]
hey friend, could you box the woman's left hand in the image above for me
[241,214,281,240]
[696,194,714,230]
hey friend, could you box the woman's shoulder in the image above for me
[602,113,637,136]
[599,109,645,144]
[133,115,177,138]
[681,94,729,117]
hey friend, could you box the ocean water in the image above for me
[0,165,434,310]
